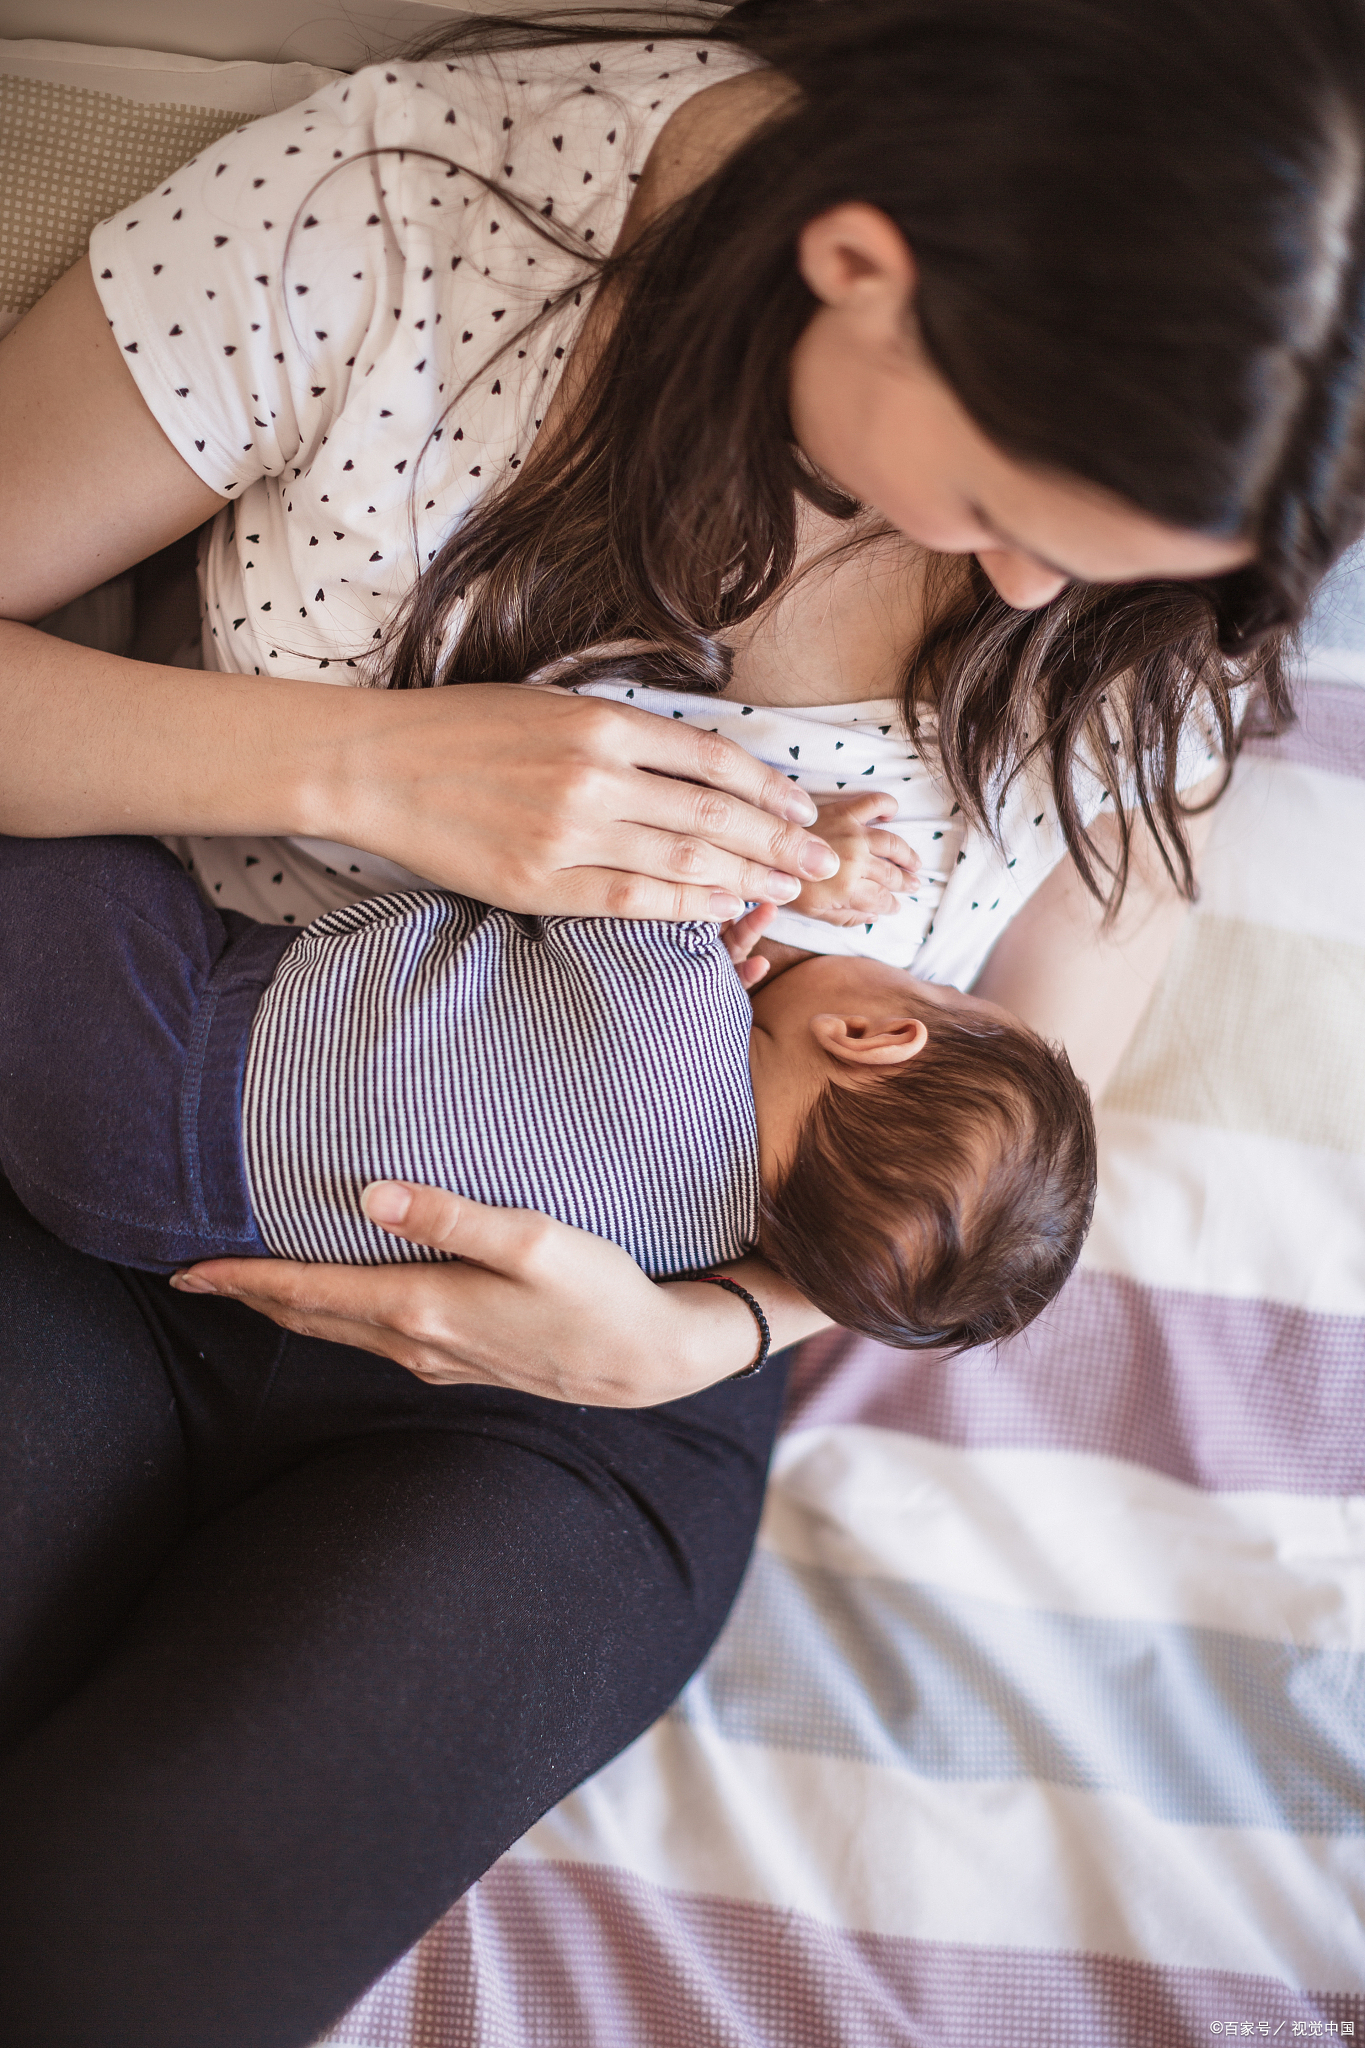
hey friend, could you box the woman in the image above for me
[1,2,1361,2041]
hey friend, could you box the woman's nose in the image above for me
[975,548,1070,612]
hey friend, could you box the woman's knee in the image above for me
[0,1177,187,1747]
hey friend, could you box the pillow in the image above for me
[1300,538,1365,685]
[0,39,343,337]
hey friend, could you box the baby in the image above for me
[0,825,1094,1352]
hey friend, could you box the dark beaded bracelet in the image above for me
[686,1272,772,1379]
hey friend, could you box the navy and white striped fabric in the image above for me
[241,891,760,1275]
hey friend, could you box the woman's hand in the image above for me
[171,1182,830,1406]
[328,682,838,921]
[1,266,836,918]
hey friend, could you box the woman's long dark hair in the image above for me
[375,0,1365,906]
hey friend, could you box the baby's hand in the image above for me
[790,792,920,925]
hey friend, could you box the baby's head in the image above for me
[747,952,1097,1350]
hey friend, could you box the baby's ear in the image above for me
[811,1012,929,1067]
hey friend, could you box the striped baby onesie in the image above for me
[241,891,761,1276]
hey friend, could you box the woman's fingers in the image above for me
[170,1243,506,1385]
[609,795,839,902]
[171,1255,438,1364]
[561,702,840,889]
[349,684,841,922]
[359,1179,565,1271]
[175,1188,555,1308]
[541,855,799,925]
[171,1191,795,1405]
[622,710,819,828]
[507,786,839,918]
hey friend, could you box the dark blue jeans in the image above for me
[0,835,785,2031]
[0,835,789,2039]
[0,833,293,1270]
[0,1167,788,2047]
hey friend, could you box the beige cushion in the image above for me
[0,39,342,336]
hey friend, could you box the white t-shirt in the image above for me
[574,679,1223,990]
[91,38,1224,985]
[574,679,968,964]
[90,37,759,926]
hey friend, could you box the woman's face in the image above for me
[789,205,1255,611]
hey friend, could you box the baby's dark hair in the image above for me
[759,1006,1097,1350]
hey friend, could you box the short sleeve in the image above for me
[89,77,403,497]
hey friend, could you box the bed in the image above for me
[4,30,1362,2046]
[319,651,1365,2043]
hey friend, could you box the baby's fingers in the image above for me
[839,789,901,824]
[841,879,904,917]
[864,827,919,876]
[855,852,918,895]
[721,900,779,965]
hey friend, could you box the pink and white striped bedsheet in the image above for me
[326,679,1365,2048]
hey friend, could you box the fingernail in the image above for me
[363,1181,413,1227]
[784,793,818,825]
[799,841,841,880]
[763,872,801,903]
[709,892,744,921]
[170,1271,216,1294]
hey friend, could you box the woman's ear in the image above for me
[810,1011,929,1068]
[796,203,918,315]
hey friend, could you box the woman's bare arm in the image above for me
[0,260,362,843]
[0,261,833,906]
[0,261,227,619]
[0,260,304,838]
[972,781,1220,1096]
